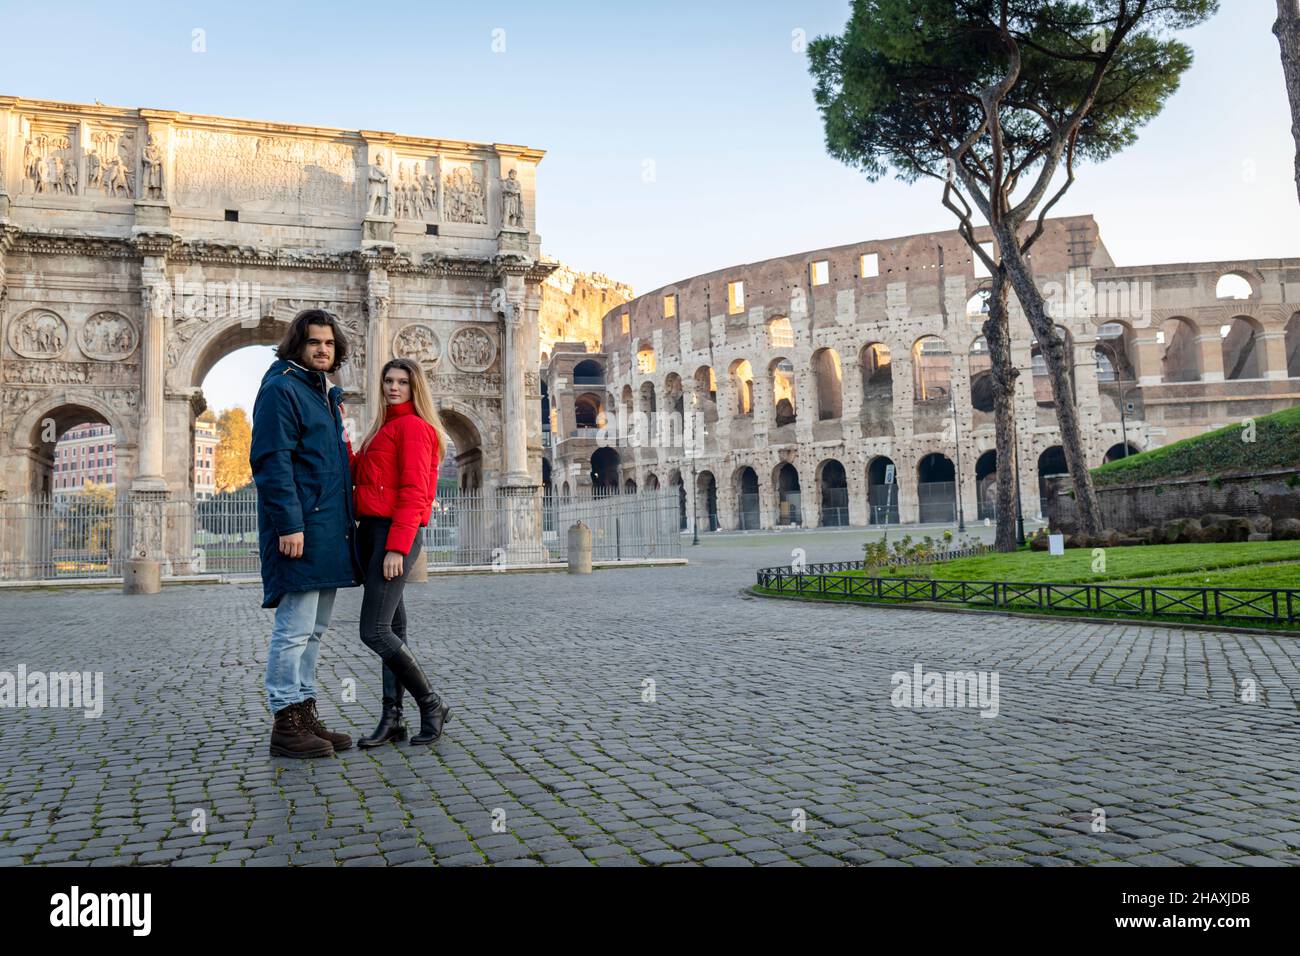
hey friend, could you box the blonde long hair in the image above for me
[360,358,450,470]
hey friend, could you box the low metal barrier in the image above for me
[754,567,1300,624]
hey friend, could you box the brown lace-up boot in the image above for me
[299,699,353,751]
[269,702,334,758]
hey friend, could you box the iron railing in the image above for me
[0,493,134,580]
[754,567,1300,624]
[421,487,682,567]
[1,487,682,582]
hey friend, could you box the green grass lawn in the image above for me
[1115,561,1300,590]
[753,541,1300,631]
[837,541,1300,585]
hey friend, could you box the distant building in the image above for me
[194,417,219,500]
[53,418,221,500]
[52,423,116,499]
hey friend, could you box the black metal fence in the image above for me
[754,567,1300,625]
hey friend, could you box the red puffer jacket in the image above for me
[349,401,439,555]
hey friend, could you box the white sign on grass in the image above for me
[1049,534,1065,556]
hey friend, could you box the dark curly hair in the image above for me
[276,309,350,372]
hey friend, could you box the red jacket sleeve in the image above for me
[385,418,436,555]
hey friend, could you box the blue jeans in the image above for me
[266,588,337,714]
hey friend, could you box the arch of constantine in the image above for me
[545,215,1300,531]
[0,96,554,588]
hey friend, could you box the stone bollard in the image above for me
[568,521,592,574]
[123,557,162,594]
[408,547,429,583]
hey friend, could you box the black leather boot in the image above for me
[357,664,408,748]
[384,644,451,745]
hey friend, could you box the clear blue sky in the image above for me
[6,0,1296,415]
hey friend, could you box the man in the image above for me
[250,309,361,758]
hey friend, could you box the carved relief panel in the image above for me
[86,126,138,198]
[172,128,361,214]
[20,123,78,196]
[392,156,438,222]
[79,312,139,361]
[393,324,442,369]
[448,326,496,372]
[441,160,487,224]
[8,309,69,359]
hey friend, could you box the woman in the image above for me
[350,357,453,746]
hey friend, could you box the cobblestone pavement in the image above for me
[2,528,1299,867]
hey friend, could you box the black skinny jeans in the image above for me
[357,515,420,661]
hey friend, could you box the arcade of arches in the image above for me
[542,218,1300,533]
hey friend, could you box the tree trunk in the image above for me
[1276,0,1300,204]
[981,266,1020,551]
[992,224,1105,535]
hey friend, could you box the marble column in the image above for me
[125,250,170,594]
[365,265,390,429]
[493,259,542,564]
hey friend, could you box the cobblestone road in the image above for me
[2,529,1299,867]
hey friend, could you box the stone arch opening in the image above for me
[663,373,684,418]
[968,336,995,414]
[1037,445,1069,517]
[975,449,997,520]
[645,472,660,491]
[574,392,602,429]
[812,347,843,421]
[1095,321,1137,382]
[1103,441,1141,463]
[18,399,132,501]
[734,465,760,530]
[917,452,956,524]
[590,446,621,493]
[867,455,899,524]
[770,358,797,427]
[1215,272,1255,300]
[572,358,605,384]
[669,468,687,530]
[1158,317,1201,383]
[696,469,718,531]
[912,336,951,402]
[773,462,801,526]
[818,458,848,526]
[623,477,637,494]
[729,359,755,417]
[437,405,484,492]
[693,366,718,426]
[859,343,893,436]
[1221,315,1264,380]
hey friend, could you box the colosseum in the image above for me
[542,214,1300,532]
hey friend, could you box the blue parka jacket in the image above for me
[249,358,361,608]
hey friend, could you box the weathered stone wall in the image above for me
[538,263,632,359]
[1046,470,1300,533]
